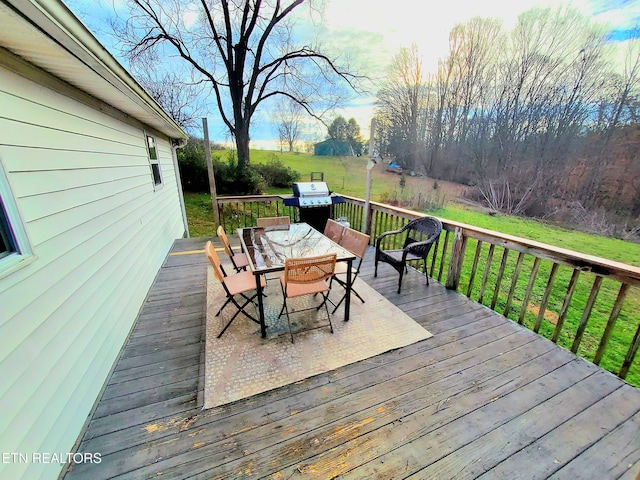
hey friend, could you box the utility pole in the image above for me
[363,117,378,235]
[203,118,220,224]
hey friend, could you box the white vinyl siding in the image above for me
[0,65,185,480]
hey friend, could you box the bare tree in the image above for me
[273,98,304,152]
[598,33,640,131]
[114,0,358,169]
[437,17,503,179]
[376,44,430,171]
[130,57,205,130]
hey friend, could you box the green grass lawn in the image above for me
[186,149,640,387]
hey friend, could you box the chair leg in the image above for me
[217,312,240,338]
[278,291,333,343]
[232,295,261,324]
[283,302,294,344]
[277,287,295,344]
[352,288,366,303]
[217,294,261,338]
[331,286,364,314]
[322,292,334,334]
[215,297,232,317]
[316,291,330,311]
[398,268,404,294]
[217,301,248,338]
[331,292,346,314]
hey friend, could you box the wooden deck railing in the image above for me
[217,195,297,231]
[216,194,640,386]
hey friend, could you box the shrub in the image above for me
[176,137,209,192]
[214,152,266,195]
[177,139,301,194]
[252,156,300,187]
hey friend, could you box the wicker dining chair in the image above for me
[257,216,291,227]
[278,253,337,343]
[323,218,346,244]
[374,216,442,294]
[331,227,370,313]
[205,241,265,338]
[217,225,249,273]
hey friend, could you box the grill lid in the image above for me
[283,181,344,207]
[292,182,330,198]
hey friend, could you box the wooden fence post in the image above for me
[446,227,467,290]
[203,118,220,225]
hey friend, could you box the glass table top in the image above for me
[239,222,355,273]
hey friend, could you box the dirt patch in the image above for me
[372,170,470,200]
[528,304,560,325]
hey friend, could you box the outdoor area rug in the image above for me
[203,265,433,409]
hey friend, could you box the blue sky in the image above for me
[66,0,639,146]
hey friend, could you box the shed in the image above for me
[0,0,188,478]
[314,138,353,156]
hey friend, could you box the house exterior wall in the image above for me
[0,64,185,479]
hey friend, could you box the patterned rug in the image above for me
[203,266,432,409]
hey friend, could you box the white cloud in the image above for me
[323,0,594,74]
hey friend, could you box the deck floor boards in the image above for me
[63,236,640,479]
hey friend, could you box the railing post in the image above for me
[203,117,220,225]
[446,227,467,290]
[364,202,373,236]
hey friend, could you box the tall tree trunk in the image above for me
[235,124,251,169]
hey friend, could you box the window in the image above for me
[0,160,32,274]
[0,197,17,260]
[146,134,162,187]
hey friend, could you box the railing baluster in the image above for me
[467,240,483,298]
[519,257,541,325]
[370,209,376,240]
[491,248,509,310]
[504,251,524,317]
[353,203,358,229]
[594,283,630,365]
[430,235,441,279]
[619,322,640,379]
[383,212,396,249]
[571,276,603,353]
[534,263,559,333]
[380,212,387,248]
[437,230,450,282]
[478,244,495,304]
[551,268,581,343]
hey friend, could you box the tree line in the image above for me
[374,6,639,236]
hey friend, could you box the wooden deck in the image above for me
[63,237,640,479]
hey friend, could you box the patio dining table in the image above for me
[238,222,357,338]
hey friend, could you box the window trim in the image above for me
[145,132,163,190]
[0,159,33,277]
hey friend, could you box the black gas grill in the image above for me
[282,182,344,232]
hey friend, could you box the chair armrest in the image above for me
[375,230,396,249]
[401,235,439,260]
[375,226,406,249]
